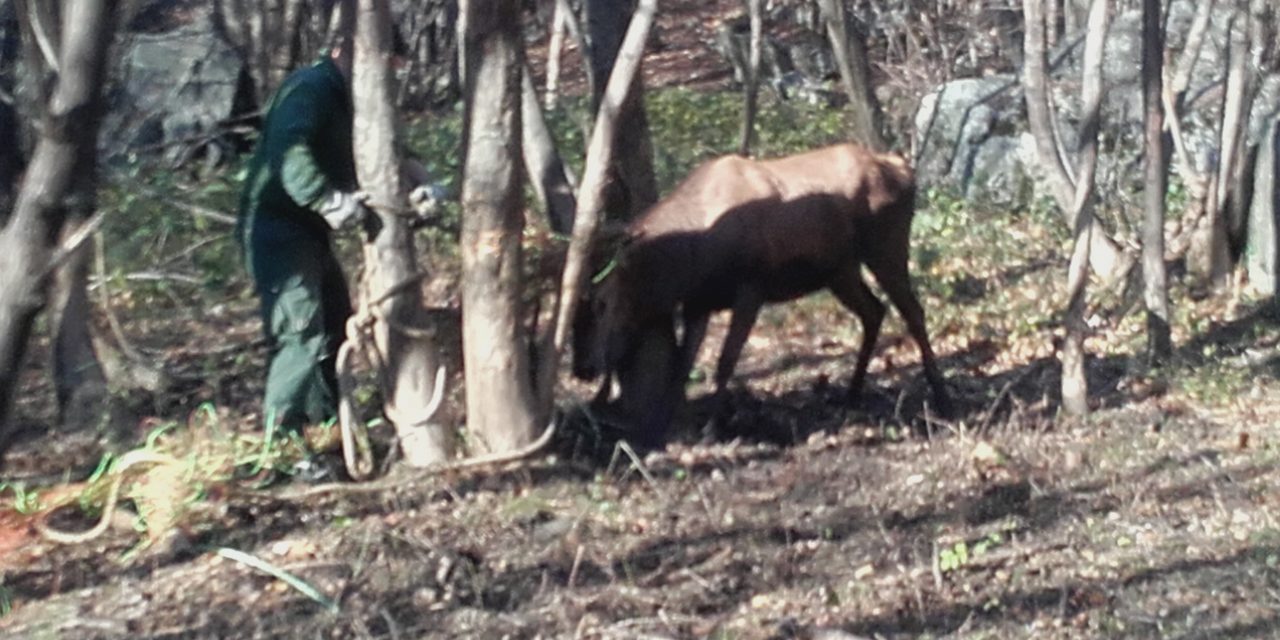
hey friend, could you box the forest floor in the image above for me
[5,1,1280,639]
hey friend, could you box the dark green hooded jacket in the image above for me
[237,56,357,429]
[238,57,356,241]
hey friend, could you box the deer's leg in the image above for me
[828,264,885,403]
[591,374,613,405]
[864,250,951,414]
[676,310,710,388]
[709,289,765,421]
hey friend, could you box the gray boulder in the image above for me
[1246,116,1280,296]
[103,6,243,164]
[913,0,1279,215]
[913,75,1029,205]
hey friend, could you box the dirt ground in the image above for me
[5,2,1280,639]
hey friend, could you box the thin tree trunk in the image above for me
[461,0,538,453]
[582,0,658,218]
[50,157,106,431]
[738,0,763,156]
[544,0,568,110]
[537,0,657,412]
[1021,0,1129,283]
[1058,0,1108,417]
[0,0,117,446]
[353,0,454,465]
[814,0,886,151]
[522,63,577,234]
[1141,0,1171,363]
[1195,5,1250,290]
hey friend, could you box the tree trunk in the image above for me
[1193,4,1250,291]
[737,0,762,156]
[582,0,658,218]
[1021,0,1129,283]
[50,176,106,430]
[460,0,538,454]
[214,0,328,106]
[537,0,656,412]
[814,0,886,151]
[1023,0,1108,416]
[522,62,577,234]
[544,0,569,110]
[0,0,117,446]
[353,0,454,465]
[1141,0,1171,363]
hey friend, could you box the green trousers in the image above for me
[245,217,352,431]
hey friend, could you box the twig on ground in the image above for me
[979,366,1037,431]
[616,440,666,501]
[567,544,585,589]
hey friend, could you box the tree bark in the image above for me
[522,63,577,234]
[49,163,106,430]
[353,0,454,465]
[737,0,763,156]
[1023,0,1109,416]
[581,0,658,218]
[1193,4,1250,290]
[1021,0,1129,283]
[0,0,117,446]
[544,0,569,110]
[1141,0,1171,364]
[814,0,886,151]
[460,0,539,453]
[538,0,656,412]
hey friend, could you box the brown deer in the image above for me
[573,143,950,443]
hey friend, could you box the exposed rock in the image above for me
[913,0,1279,217]
[912,75,1028,205]
[1246,116,1280,295]
[103,6,244,165]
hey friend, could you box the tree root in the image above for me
[278,419,558,500]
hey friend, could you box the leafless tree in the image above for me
[1022,0,1110,416]
[213,0,336,106]
[522,62,577,234]
[1141,0,1170,363]
[737,0,763,156]
[580,0,657,218]
[459,0,540,453]
[12,0,108,430]
[0,0,118,446]
[814,0,886,150]
[349,0,455,466]
[536,0,656,412]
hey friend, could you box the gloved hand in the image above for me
[408,183,448,225]
[319,190,371,230]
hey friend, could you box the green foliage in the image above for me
[99,156,246,314]
[0,482,41,514]
[938,532,1004,573]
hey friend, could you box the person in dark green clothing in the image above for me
[238,48,369,435]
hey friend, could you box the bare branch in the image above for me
[1021,0,1075,206]
[26,0,60,75]
[538,0,657,411]
[1170,0,1216,102]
